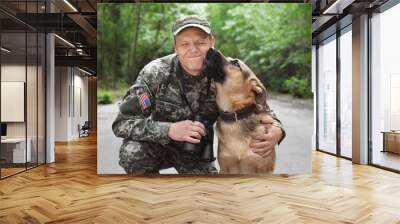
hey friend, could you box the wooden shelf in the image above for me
[382,131,400,154]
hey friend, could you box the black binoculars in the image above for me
[183,115,215,162]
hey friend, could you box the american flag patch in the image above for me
[139,93,151,110]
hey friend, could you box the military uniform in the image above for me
[112,54,285,175]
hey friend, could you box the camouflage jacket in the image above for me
[112,54,285,145]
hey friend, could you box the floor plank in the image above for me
[1,134,400,223]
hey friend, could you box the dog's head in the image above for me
[205,48,267,112]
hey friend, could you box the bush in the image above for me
[97,89,113,104]
[283,76,312,98]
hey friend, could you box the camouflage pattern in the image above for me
[119,139,218,175]
[172,15,211,36]
[112,53,285,174]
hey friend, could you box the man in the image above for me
[112,15,285,175]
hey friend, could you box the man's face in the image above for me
[174,27,215,76]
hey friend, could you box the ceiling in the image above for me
[1,0,97,74]
[311,0,389,43]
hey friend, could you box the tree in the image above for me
[98,3,312,98]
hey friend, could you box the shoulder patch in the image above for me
[139,92,151,111]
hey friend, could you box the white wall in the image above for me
[2,63,46,164]
[55,66,69,141]
[72,72,89,137]
[1,65,26,142]
[1,82,25,122]
[54,67,89,141]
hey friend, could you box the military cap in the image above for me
[172,15,211,36]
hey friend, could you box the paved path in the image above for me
[97,97,313,174]
[268,97,313,174]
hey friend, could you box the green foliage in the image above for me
[97,89,113,104]
[206,3,311,96]
[283,76,312,98]
[98,3,201,90]
[98,3,312,98]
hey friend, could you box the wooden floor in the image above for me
[1,167,26,178]
[1,135,400,223]
[1,163,45,178]
[373,151,400,171]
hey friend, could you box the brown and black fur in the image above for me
[205,48,275,174]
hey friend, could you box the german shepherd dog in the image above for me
[205,48,275,174]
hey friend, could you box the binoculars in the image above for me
[182,115,215,162]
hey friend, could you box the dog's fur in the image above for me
[205,48,275,174]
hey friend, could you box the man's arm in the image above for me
[266,106,286,145]
[112,68,171,145]
[249,104,285,158]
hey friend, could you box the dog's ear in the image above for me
[249,78,267,112]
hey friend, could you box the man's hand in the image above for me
[168,120,205,144]
[249,116,283,158]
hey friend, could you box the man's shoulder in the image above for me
[135,54,177,90]
[142,54,176,74]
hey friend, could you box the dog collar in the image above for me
[218,104,257,122]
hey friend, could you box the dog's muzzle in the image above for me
[204,48,226,83]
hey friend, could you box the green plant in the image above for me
[97,89,114,104]
[283,76,312,98]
